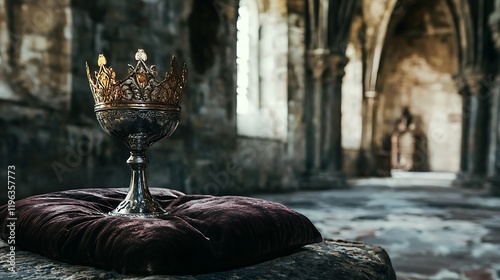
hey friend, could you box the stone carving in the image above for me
[95,110,181,123]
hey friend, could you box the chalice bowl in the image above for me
[86,49,187,217]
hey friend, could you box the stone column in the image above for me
[456,69,490,186]
[488,6,500,192]
[358,90,377,176]
[488,75,500,179]
[306,49,328,174]
[303,49,345,187]
[321,53,348,174]
[454,75,470,175]
[361,90,377,149]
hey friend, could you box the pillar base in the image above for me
[485,175,500,196]
[300,171,347,189]
[357,148,379,177]
[452,172,487,188]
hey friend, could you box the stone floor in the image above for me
[0,239,395,280]
[2,172,499,279]
[256,174,500,280]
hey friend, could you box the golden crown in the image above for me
[86,49,187,108]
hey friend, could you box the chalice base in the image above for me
[108,162,169,218]
[108,201,169,218]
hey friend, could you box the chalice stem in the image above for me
[110,150,167,216]
[89,50,185,218]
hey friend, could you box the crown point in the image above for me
[135,49,147,62]
[97,54,107,67]
[88,49,186,106]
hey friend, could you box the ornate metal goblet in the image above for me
[86,49,187,217]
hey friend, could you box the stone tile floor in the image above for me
[256,176,500,280]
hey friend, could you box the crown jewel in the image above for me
[86,49,187,107]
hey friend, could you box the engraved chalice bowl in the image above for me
[86,49,187,217]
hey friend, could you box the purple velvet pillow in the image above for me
[0,188,322,275]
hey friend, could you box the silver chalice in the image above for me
[86,49,187,217]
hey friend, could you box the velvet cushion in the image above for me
[0,188,322,275]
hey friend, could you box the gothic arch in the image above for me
[445,0,475,70]
[365,0,474,92]
[365,0,398,92]
[365,0,476,174]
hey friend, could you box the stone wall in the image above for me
[0,0,74,199]
[0,0,71,108]
[3,0,497,199]
[0,0,309,199]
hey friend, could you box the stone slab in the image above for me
[0,239,395,280]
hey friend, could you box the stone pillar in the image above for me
[303,49,345,187]
[488,75,500,179]
[361,90,377,149]
[321,53,348,173]
[454,76,470,175]
[358,90,377,176]
[306,49,328,173]
[455,70,490,186]
[488,5,500,193]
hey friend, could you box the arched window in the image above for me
[236,0,251,115]
[236,0,288,140]
[236,0,259,117]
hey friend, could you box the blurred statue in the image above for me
[391,107,416,171]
